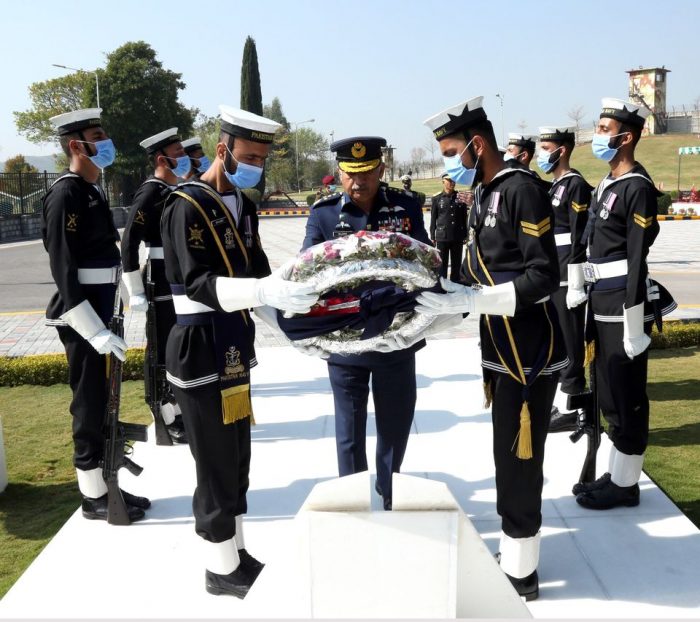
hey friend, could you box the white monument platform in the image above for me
[1,337,700,619]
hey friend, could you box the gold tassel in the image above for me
[221,384,253,425]
[583,340,596,367]
[483,380,493,409]
[513,401,533,460]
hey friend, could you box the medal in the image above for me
[599,207,609,220]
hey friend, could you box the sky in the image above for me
[1,0,699,163]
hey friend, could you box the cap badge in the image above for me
[351,142,366,159]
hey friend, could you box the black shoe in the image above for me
[205,567,254,598]
[383,496,392,511]
[576,479,640,510]
[572,472,611,496]
[506,570,539,601]
[375,481,392,510]
[549,407,578,433]
[167,416,188,444]
[238,549,264,580]
[81,494,145,522]
[121,489,151,509]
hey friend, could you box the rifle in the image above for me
[145,260,173,446]
[101,268,149,525]
[567,358,601,488]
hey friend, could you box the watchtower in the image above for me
[626,66,670,134]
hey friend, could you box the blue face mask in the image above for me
[168,155,192,177]
[223,147,263,188]
[442,139,478,187]
[329,184,337,192]
[80,138,116,169]
[536,147,562,174]
[591,132,627,162]
[196,155,211,173]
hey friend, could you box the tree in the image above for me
[424,137,438,178]
[240,36,265,197]
[263,97,294,192]
[240,36,263,115]
[410,147,426,177]
[567,105,585,143]
[97,41,196,199]
[14,72,91,143]
[3,155,39,174]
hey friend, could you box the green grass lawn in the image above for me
[1,349,699,598]
[287,133,700,200]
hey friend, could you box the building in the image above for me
[626,66,670,135]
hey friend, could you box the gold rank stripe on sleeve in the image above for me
[571,201,588,213]
[520,217,551,237]
[633,213,654,229]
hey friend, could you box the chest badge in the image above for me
[224,227,235,248]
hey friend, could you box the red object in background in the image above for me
[322,175,335,186]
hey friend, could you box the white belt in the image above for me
[172,294,214,314]
[583,259,628,283]
[77,267,120,285]
[147,246,164,259]
[554,233,571,246]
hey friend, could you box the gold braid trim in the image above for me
[222,384,254,425]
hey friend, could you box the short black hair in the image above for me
[621,122,642,147]
[463,119,499,152]
[59,132,78,158]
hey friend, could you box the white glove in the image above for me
[566,263,587,309]
[416,278,516,317]
[623,302,651,359]
[256,274,318,315]
[253,304,283,333]
[129,293,148,312]
[122,270,145,297]
[88,329,128,361]
[415,278,475,315]
[423,313,464,337]
[216,260,318,315]
[292,342,330,359]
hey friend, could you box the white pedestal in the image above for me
[245,472,530,618]
[0,416,8,493]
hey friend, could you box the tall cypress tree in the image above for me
[240,36,263,115]
[240,36,265,198]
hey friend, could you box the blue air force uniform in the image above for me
[302,136,431,509]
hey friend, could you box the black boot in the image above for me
[572,472,611,496]
[374,481,392,511]
[205,566,254,598]
[121,489,151,509]
[81,494,145,522]
[167,415,188,444]
[576,479,640,510]
[238,549,264,580]
[506,570,539,601]
[548,407,578,433]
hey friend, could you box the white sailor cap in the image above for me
[139,128,181,154]
[400,174,411,182]
[181,136,203,153]
[507,133,537,149]
[423,96,487,140]
[50,108,103,136]
[539,126,577,142]
[600,98,651,128]
[219,105,282,144]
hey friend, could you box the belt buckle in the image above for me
[582,263,598,283]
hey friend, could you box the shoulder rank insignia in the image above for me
[571,201,588,213]
[66,213,78,232]
[312,192,341,208]
[633,213,654,229]
[520,217,551,237]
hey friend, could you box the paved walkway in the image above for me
[1,338,699,618]
[0,217,698,358]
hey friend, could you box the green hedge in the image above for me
[657,192,672,215]
[0,348,145,387]
[0,323,698,387]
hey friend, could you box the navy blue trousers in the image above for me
[327,353,417,502]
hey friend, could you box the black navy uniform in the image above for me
[42,173,120,470]
[430,189,468,281]
[549,170,592,395]
[586,163,675,456]
[302,185,431,508]
[161,180,270,542]
[121,177,176,363]
[463,167,566,539]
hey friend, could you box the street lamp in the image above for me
[52,63,100,108]
[292,118,315,192]
[495,93,505,147]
